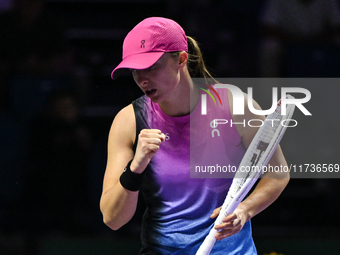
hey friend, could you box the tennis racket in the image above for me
[195,95,296,255]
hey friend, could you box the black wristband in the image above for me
[120,160,145,191]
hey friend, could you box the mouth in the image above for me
[145,89,156,97]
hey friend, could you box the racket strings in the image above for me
[229,107,285,198]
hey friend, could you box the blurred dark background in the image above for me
[0,0,340,254]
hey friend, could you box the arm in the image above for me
[211,92,290,240]
[100,104,165,230]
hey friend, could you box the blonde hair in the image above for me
[171,36,218,84]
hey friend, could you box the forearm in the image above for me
[238,172,289,222]
[100,181,139,230]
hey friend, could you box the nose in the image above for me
[134,69,149,87]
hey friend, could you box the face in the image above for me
[131,52,186,104]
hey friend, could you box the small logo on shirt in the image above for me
[165,133,170,140]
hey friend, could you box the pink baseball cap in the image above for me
[111,17,188,79]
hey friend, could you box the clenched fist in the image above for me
[130,129,166,174]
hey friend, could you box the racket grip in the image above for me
[195,229,217,255]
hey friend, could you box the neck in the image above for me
[158,73,200,117]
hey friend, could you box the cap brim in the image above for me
[111,52,165,79]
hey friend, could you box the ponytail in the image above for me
[171,36,218,84]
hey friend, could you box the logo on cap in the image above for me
[141,40,145,48]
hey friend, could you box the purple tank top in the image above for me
[133,87,256,254]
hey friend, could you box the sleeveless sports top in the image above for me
[132,87,257,254]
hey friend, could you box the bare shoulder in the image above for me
[227,90,265,148]
[109,104,136,146]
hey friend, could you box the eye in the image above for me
[130,69,137,74]
[149,63,157,70]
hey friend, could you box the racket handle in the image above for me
[195,229,217,255]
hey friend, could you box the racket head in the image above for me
[196,95,296,255]
[219,94,295,218]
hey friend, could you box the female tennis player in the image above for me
[100,17,289,254]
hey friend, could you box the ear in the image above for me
[178,51,188,70]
